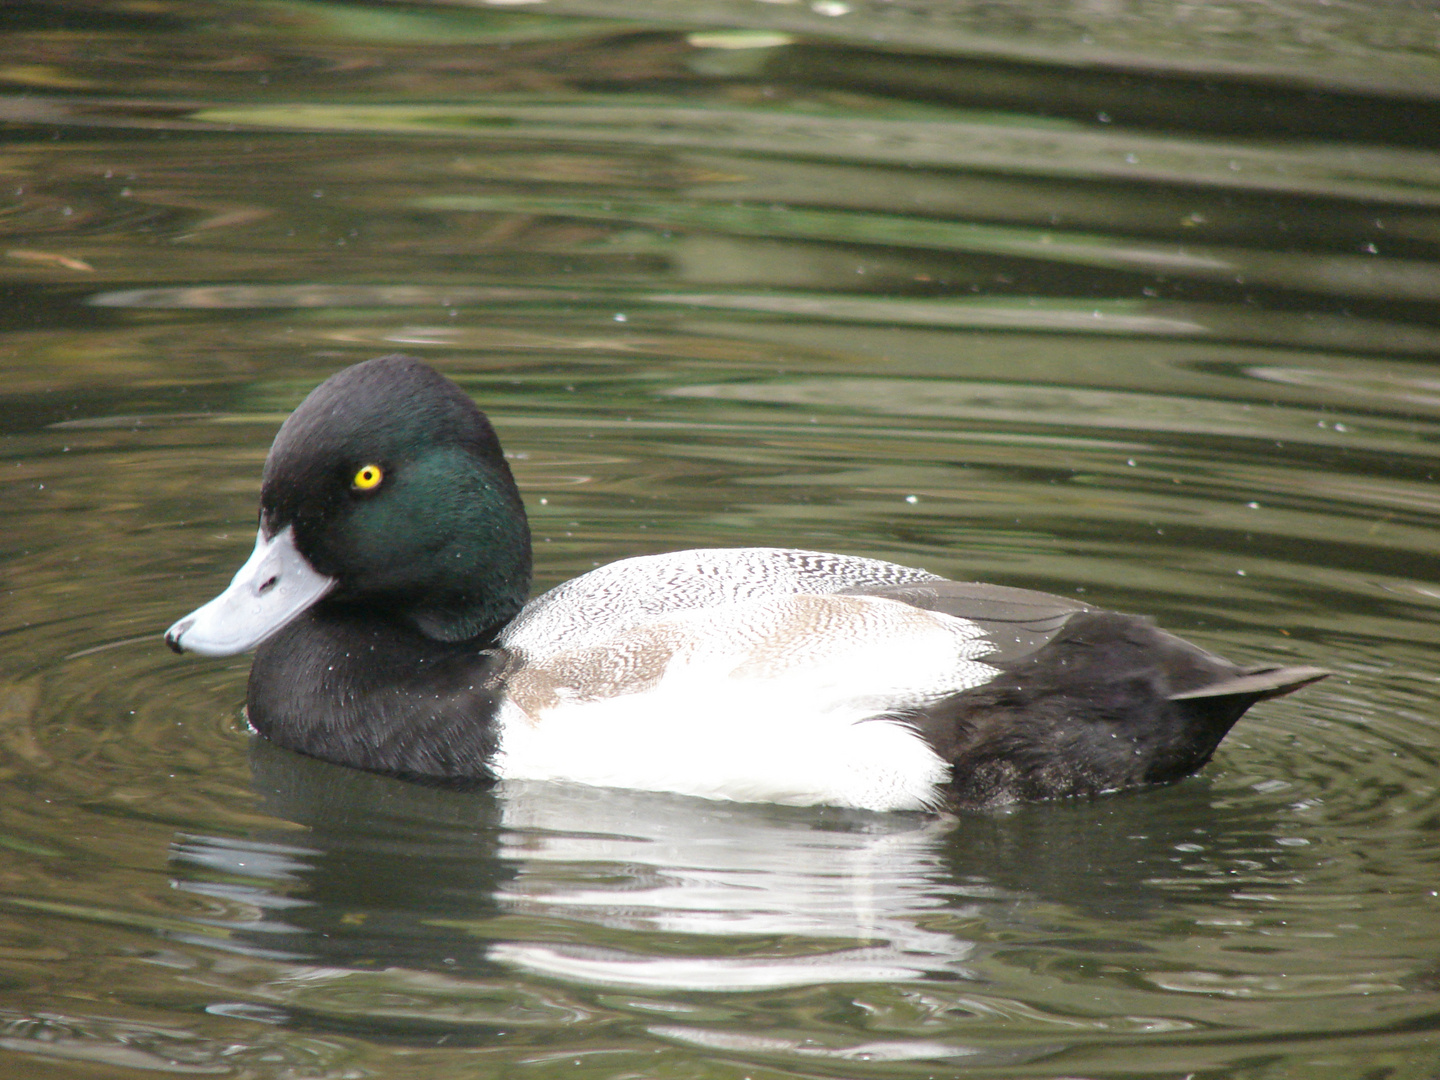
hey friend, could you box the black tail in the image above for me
[912,612,1329,807]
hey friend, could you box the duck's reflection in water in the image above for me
[490,779,971,990]
[169,737,1293,992]
[168,739,974,988]
[159,741,1310,1069]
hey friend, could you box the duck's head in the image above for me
[166,355,532,655]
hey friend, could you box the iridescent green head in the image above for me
[167,355,531,655]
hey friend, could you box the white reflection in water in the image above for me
[488,782,974,990]
[648,1025,980,1063]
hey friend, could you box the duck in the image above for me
[165,354,1327,812]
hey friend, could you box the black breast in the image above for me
[246,607,510,785]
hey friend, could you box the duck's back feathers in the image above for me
[500,548,943,658]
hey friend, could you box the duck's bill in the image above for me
[165,526,335,656]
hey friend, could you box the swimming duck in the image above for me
[166,355,1326,811]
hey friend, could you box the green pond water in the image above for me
[3,1,1440,1076]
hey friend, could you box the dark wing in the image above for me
[840,580,1093,664]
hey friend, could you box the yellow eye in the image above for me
[352,464,384,491]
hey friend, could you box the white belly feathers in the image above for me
[492,550,998,811]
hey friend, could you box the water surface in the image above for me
[3,1,1440,1077]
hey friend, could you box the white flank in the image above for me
[493,593,997,811]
